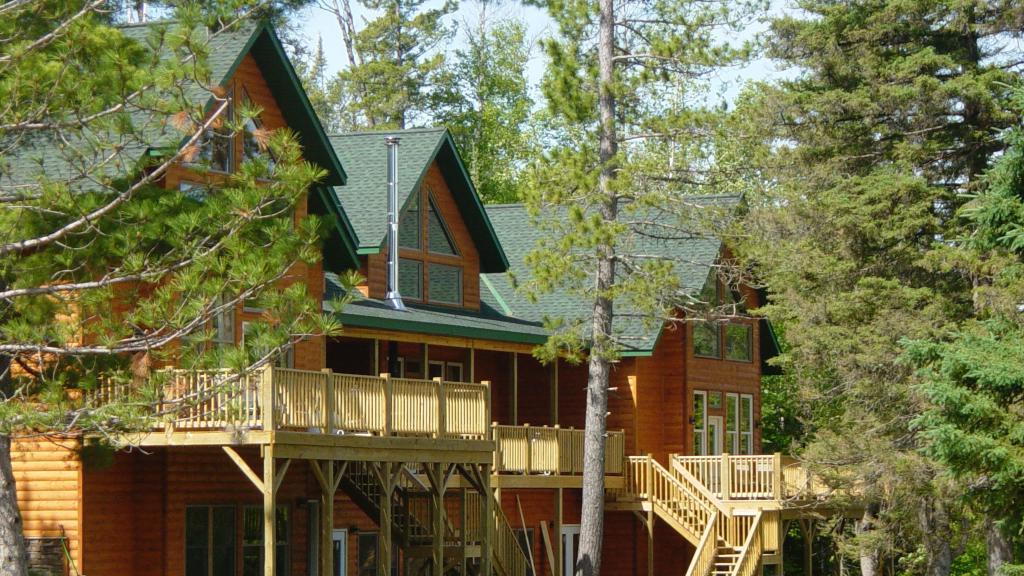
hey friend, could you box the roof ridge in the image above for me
[330,127,447,138]
[115,19,178,29]
[485,203,525,209]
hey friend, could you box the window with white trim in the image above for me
[725,393,755,454]
[693,391,707,455]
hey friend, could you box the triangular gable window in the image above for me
[399,192,421,249]
[427,192,458,255]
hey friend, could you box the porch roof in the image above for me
[325,274,548,345]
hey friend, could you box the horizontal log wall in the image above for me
[11,437,81,571]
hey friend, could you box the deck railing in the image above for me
[492,424,625,476]
[93,367,492,439]
[673,454,830,501]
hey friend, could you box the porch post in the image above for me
[460,487,468,575]
[427,462,448,576]
[263,445,277,576]
[512,352,519,424]
[379,463,397,576]
[479,464,493,576]
[646,508,655,576]
[554,488,563,576]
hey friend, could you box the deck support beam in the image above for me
[263,445,276,576]
[311,461,347,576]
[554,488,563,576]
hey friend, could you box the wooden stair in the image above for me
[620,455,782,576]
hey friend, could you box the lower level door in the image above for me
[332,529,347,576]
[561,525,581,576]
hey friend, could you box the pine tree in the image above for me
[0,3,345,572]
[524,0,760,573]
[733,1,1024,573]
[336,0,457,128]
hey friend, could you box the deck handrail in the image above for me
[92,367,492,439]
[492,424,625,476]
[624,455,713,546]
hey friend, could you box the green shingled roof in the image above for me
[2,20,346,189]
[481,197,741,355]
[328,129,508,273]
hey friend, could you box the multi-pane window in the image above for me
[427,360,464,382]
[693,321,720,358]
[196,92,234,173]
[725,324,752,362]
[515,528,535,576]
[396,185,464,306]
[241,321,294,368]
[241,89,276,173]
[693,391,707,455]
[242,506,290,576]
[725,393,754,454]
[185,506,236,576]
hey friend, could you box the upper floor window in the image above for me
[241,88,276,174]
[724,323,752,362]
[196,92,234,173]
[693,321,720,359]
[397,186,463,306]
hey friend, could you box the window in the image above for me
[399,192,421,250]
[243,506,290,576]
[726,393,738,454]
[185,506,236,576]
[427,195,458,255]
[427,361,464,382]
[196,93,234,173]
[398,259,423,299]
[241,89,276,173]
[357,532,379,576]
[725,324,752,362]
[395,185,465,306]
[212,296,236,347]
[242,322,294,368]
[428,263,462,305]
[692,391,707,455]
[693,321,720,358]
[740,395,753,455]
[725,393,755,454]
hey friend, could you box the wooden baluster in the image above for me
[381,372,392,436]
[434,377,446,438]
[321,368,333,433]
[260,365,274,430]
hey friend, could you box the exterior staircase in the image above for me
[338,461,529,576]
[615,454,806,576]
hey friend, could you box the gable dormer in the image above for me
[328,129,507,311]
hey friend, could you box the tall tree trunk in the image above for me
[0,434,28,576]
[857,507,881,576]
[575,0,617,574]
[920,496,954,576]
[986,518,1013,576]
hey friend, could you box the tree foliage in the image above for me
[734,0,1024,573]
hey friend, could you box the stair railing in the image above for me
[492,498,529,576]
[730,511,765,576]
[625,456,714,545]
[684,512,718,576]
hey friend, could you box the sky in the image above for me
[292,1,796,108]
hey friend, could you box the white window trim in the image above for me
[693,390,707,455]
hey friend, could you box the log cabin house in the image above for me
[8,19,840,576]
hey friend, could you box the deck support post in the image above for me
[426,462,450,576]
[312,461,347,576]
[480,464,493,576]
[263,445,277,576]
[800,519,815,576]
[646,507,655,576]
[377,462,400,576]
[554,488,563,576]
[460,487,468,575]
[721,453,732,500]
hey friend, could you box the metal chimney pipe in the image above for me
[384,136,406,310]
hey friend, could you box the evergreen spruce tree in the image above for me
[0,3,348,572]
[336,0,457,128]
[733,1,1024,573]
